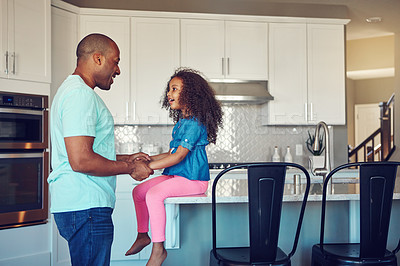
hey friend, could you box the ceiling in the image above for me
[281,0,399,40]
[61,0,400,40]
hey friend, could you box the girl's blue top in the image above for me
[162,117,210,181]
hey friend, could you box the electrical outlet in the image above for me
[296,144,303,156]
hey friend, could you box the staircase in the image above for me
[348,93,395,162]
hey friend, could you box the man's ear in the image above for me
[93,53,103,65]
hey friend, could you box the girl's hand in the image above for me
[129,152,151,162]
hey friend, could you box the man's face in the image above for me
[96,41,121,91]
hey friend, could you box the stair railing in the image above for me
[349,93,395,162]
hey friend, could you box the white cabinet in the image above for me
[266,23,308,125]
[181,19,268,80]
[307,24,346,125]
[79,15,131,124]
[264,23,345,125]
[51,7,78,100]
[131,17,179,125]
[111,174,151,261]
[0,0,51,83]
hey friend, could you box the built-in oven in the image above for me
[0,92,48,149]
[0,92,48,229]
[0,152,49,229]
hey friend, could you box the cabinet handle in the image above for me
[125,102,129,119]
[4,51,8,75]
[132,101,136,122]
[304,103,308,122]
[310,102,314,121]
[221,58,225,75]
[11,52,15,75]
[227,57,230,75]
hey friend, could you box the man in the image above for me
[48,33,153,265]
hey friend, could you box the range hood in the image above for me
[209,80,273,104]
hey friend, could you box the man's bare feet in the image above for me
[146,242,167,266]
[125,233,151,256]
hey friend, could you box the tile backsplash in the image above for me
[115,104,321,167]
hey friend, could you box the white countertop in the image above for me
[164,168,400,204]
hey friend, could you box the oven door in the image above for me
[0,152,49,229]
[0,108,48,149]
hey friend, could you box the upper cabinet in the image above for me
[79,15,131,124]
[130,17,179,125]
[307,24,346,125]
[50,1,348,126]
[181,19,268,80]
[0,0,51,83]
[264,23,346,125]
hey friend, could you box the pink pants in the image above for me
[132,175,208,242]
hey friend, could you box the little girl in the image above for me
[125,68,223,265]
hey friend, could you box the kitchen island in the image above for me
[159,168,400,266]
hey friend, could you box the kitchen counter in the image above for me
[164,168,400,204]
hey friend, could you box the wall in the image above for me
[346,35,396,149]
[346,78,356,147]
[390,34,400,161]
[353,77,395,104]
[115,104,348,168]
[347,35,394,71]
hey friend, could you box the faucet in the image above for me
[312,121,331,182]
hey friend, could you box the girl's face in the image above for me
[167,77,187,114]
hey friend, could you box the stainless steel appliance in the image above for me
[0,92,49,229]
[0,92,48,149]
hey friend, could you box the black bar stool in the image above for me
[210,162,311,266]
[311,161,400,265]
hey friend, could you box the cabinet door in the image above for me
[265,23,307,125]
[111,174,151,261]
[51,7,77,98]
[131,17,179,124]
[307,24,346,125]
[225,21,268,80]
[6,0,51,83]
[80,15,131,124]
[181,19,224,79]
[0,0,7,79]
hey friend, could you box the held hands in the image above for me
[126,152,151,162]
[130,160,154,181]
[127,152,153,181]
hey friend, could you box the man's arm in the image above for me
[65,136,153,178]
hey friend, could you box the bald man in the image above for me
[48,33,153,265]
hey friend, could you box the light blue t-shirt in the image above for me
[48,75,116,213]
[162,118,210,181]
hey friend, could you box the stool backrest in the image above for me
[211,162,311,263]
[319,161,400,259]
[248,165,286,262]
[359,163,398,258]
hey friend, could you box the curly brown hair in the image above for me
[162,68,223,144]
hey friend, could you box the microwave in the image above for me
[0,92,48,150]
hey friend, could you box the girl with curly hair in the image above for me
[125,68,223,265]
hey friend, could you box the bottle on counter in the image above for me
[272,146,280,162]
[284,146,293,163]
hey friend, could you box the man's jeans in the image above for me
[54,207,114,266]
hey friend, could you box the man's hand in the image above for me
[129,160,154,181]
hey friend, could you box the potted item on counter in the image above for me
[306,130,325,170]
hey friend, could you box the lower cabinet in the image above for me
[112,174,180,262]
[111,174,152,261]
